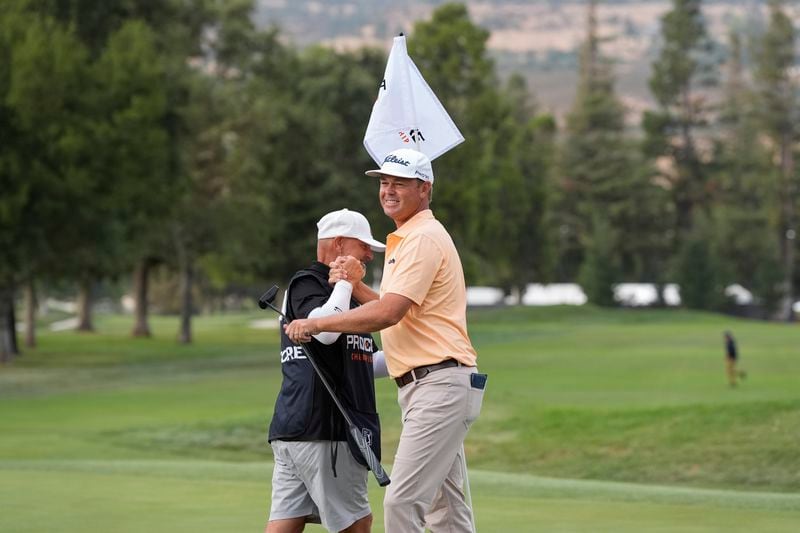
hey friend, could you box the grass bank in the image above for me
[1,306,798,531]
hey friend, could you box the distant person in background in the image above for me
[723,331,746,387]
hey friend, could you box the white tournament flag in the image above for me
[363,35,464,165]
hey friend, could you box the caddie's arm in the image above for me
[285,293,411,344]
[306,280,355,345]
[372,350,389,379]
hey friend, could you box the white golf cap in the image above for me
[365,148,434,183]
[317,209,386,252]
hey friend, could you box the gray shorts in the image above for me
[269,440,370,532]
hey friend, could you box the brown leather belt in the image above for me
[395,358,461,388]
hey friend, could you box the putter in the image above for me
[259,285,391,487]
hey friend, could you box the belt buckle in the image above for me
[413,367,429,381]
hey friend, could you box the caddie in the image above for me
[266,208,385,533]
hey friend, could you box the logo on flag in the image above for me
[364,35,464,165]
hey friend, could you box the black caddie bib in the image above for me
[267,264,381,467]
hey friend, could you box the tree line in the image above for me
[1,0,797,361]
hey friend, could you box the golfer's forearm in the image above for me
[315,299,400,333]
[352,282,379,305]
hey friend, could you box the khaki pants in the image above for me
[384,365,484,532]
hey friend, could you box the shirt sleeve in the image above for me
[382,233,442,305]
[307,281,353,345]
[288,276,330,320]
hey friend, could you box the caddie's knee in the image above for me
[342,513,372,533]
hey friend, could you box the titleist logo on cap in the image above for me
[384,154,411,166]
[366,148,434,183]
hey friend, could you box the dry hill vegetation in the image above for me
[256,0,800,116]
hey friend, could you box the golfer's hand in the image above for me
[284,318,318,343]
[329,256,365,284]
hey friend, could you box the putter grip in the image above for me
[350,426,391,486]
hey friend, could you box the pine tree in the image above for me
[646,0,716,241]
[673,217,727,310]
[712,30,781,314]
[558,0,667,292]
[407,4,552,288]
[752,0,797,321]
[557,0,627,281]
[578,215,621,307]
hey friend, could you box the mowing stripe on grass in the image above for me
[3,459,799,512]
[470,469,800,512]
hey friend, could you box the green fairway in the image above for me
[2,459,799,533]
[1,307,799,531]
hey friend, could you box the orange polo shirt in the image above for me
[379,209,477,377]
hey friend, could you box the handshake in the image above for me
[328,255,366,286]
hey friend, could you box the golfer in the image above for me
[266,208,385,533]
[286,148,486,533]
[723,330,746,387]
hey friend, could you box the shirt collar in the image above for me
[389,209,434,239]
[309,261,331,276]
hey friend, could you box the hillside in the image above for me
[254,0,800,118]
